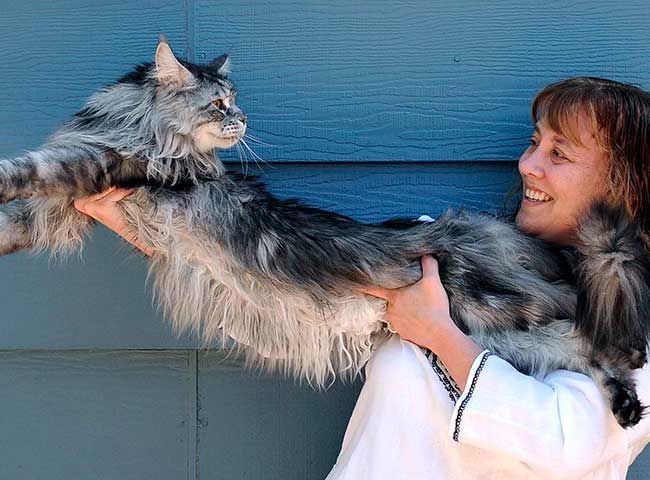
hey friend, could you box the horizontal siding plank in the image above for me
[2,2,647,163]
[0,161,516,349]
[0,0,187,154]
[252,161,517,218]
[630,454,650,479]
[196,0,650,162]
[0,350,195,480]
[197,350,360,480]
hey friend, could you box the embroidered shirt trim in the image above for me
[451,350,492,442]
[425,349,461,403]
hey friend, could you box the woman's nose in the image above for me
[518,147,545,178]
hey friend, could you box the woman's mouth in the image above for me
[524,188,553,203]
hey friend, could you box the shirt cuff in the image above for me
[449,349,492,442]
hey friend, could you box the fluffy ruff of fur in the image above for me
[1,40,649,428]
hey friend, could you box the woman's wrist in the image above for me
[425,318,484,390]
[421,315,462,351]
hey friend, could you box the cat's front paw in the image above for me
[607,378,645,428]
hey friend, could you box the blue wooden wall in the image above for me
[1,1,649,478]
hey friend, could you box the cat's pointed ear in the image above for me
[155,37,193,88]
[209,53,231,76]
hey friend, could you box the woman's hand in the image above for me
[360,255,455,350]
[73,186,134,231]
[74,187,153,256]
[360,255,483,389]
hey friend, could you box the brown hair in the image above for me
[531,77,650,233]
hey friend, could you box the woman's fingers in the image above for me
[101,187,135,202]
[420,255,439,277]
[357,256,441,302]
[356,284,394,302]
[85,186,118,202]
[73,187,135,216]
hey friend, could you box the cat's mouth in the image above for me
[221,124,246,139]
[193,122,245,151]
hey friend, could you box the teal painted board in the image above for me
[197,350,361,480]
[0,0,188,155]
[2,1,649,163]
[1,350,649,480]
[630,452,650,479]
[0,161,516,349]
[253,161,518,218]
[0,227,186,349]
[195,0,650,162]
[0,350,196,480]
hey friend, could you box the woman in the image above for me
[75,77,650,479]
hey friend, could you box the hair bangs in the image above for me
[532,86,602,149]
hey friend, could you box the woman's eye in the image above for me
[551,149,569,162]
[212,99,225,110]
[529,137,539,147]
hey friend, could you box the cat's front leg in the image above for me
[0,145,114,203]
[0,201,33,255]
[0,198,93,257]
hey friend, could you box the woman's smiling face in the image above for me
[515,115,610,246]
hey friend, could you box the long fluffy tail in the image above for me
[575,202,650,362]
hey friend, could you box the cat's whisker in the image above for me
[240,142,259,171]
[235,142,248,177]
[241,138,266,164]
[240,138,270,170]
[241,143,253,176]
[244,133,278,147]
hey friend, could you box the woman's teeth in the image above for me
[525,188,553,202]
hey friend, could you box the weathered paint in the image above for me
[1,1,649,478]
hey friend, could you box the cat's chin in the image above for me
[211,136,242,150]
[193,131,242,152]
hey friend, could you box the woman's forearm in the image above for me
[99,215,153,256]
[424,321,484,390]
[109,223,154,256]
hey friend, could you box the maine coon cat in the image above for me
[1,38,649,427]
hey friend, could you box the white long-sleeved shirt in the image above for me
[326,335,650,479]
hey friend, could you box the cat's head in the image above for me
[154,39,246,152]
[112,38,246,155]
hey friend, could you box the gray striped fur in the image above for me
[1,39,648,427]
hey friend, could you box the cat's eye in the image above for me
[212,98,225,110]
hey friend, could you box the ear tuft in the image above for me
[155,38,193,88]
[209,53,231,76]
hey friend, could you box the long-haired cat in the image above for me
[1,38,648,427]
